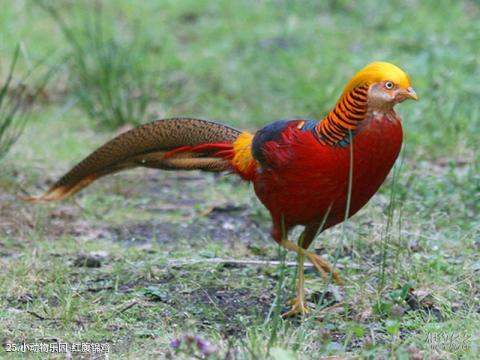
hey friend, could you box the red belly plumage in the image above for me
[252,113,403,244]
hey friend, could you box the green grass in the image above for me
[1,0,479,359]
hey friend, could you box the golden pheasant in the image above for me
[27,62,417,316]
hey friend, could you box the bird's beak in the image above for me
[404,87,419,101]
[395,86,418,103]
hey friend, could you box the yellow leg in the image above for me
[280,239,344,285]
[282,253,310,317]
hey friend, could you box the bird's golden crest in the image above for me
[342,61,412,95]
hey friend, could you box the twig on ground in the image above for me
[168,258,313,268]
[115,299,139,314]
[27,310,48,320]
[27,310,85,327]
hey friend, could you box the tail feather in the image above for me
[25,118,243,202]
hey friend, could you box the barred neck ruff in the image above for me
[315,85,369,147]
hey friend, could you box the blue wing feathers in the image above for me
[252,119,318,162]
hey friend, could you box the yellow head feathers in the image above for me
[342,62,412,95]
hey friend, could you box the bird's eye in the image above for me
[385,81,394,89]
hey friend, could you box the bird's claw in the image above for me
[282,297,311,317]
[306,252,344,285]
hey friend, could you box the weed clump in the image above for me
[40,2,158,130]
[0,46,45,161]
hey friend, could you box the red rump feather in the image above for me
[163,143,235,159]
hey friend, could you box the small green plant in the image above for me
[38,2,158,129]
[373,281,412,318]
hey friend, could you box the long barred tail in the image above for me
[25,118,253,203]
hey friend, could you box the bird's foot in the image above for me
[282,296,311,317]
[306,252,344,285]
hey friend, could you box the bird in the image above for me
[26,61,418,317]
